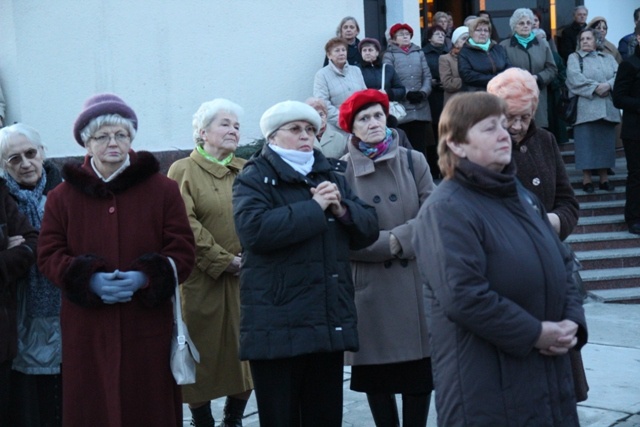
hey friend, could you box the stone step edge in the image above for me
[574,247,640,260]
[579,266,640,281]
[588,287,640,303]
[577,214,625,225]
[566,231,640,243]
[579,200,625,209]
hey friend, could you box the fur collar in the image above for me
[62,150,160,199]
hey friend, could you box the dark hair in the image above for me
[636,21,640,36]
[531,8,543,25]
[427,25,447,41]
[635,7,640,23]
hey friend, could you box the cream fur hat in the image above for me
[260,101,322,139]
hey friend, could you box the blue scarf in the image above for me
[514,33,536,49]
[356,128,393,159]
[468,38,491,51]
[5,173,61,317]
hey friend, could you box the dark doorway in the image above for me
[363,0,388,48]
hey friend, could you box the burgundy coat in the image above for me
[0,181,38,363]
[38,151,195,427]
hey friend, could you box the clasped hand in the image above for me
[311,181,346,217]
[594,83,610,97]
[90,270,148,304]
[535,319,579,356]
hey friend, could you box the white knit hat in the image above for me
[260,101,322,139]
[451,26,470,45]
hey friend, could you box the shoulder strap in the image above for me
[406,149,420,200]
[381,63,387,91]
[571,52,584,72]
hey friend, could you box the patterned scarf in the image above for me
[5,172,61,317]
[355,127,393,159]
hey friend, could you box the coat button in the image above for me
[400,259,409,267]
[373,195,381,203]
[108,207,115,214]
[532,177,541,186]
[389,194,398,202]
[384,260,392,268]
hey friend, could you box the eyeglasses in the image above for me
[516,21,532,26]
[278,125,317,136]
[396,31,412,37]
[91,132,131,145]
[5,148,39,166]
[474,28,490,33]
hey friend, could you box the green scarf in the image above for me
[514,33,536,49]
[196,144,234,166]
[468,38,491,51]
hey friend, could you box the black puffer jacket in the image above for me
[0,180,38,363]
[458,41,510,91]
[233,145,379,360]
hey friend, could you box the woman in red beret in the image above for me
[339,89,436,427]
[37,94,196,426]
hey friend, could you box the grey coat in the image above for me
[313,61,367,127]
[501,36,557,128]
[383,44,433,123]
[341,133,435,365]
[566,51,621,126]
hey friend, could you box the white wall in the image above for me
[0,0,364,157]
[386,0,422,47]
[584,0,637,50]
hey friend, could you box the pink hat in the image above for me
[73,93,137,146]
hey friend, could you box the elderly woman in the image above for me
[439,26,469,105]
[305,97,349,159]
[37,94,195,426]
[358,38,406,103]
[314,37,367,129]
[500,8,557,128]
[323,16,362,66]
[423,25,450,151]
[458,17,511,92]
[588,17,623,64]
[0,178,37,426]
[0,124,63,426]
[487,68,578,240]
[339,89,435,427]
[167,99,252,427]
[232,101,378,427]
[566,28,621,193]
[413,92,588,426]
[383,23,436,175]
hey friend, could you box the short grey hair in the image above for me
[510,8,535,32]
[192,99,244,145]
[434,11,449,24]
[574,6,588,15]
[336,16,360,37]
[80,114,137,146]
[0,123,46,175]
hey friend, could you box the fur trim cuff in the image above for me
[129,253,174,307]
[63,255,108,307]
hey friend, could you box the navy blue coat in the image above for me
[233,145,379,360]
[458,41,510,91]
[359,60,406,102]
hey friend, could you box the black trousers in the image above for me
[250,351,343,427]
[623,139,640,225]
[9,370,62,427]
[0,360,11,427]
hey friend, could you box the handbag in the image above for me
[382,63,407,121]
[168,257,200,385]
[560,53,584,125]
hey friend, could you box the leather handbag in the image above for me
[168,257,200,385]
[560,53,584,125]
[382,64,407,121]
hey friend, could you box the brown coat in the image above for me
[167,150,253,402]
[439,52,463,105]
[341,133,435,365]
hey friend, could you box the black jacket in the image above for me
[0,181,38,363]
[359,60,406,102]
[613,46,640,140]
[458,42,510,91]
[559,21,586,63]
[233,145,379,360]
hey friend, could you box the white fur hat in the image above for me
[260,101,322,139]
[452,26,470,45]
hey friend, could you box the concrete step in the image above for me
[575,247,640,270]
[579,199,625,217]
[566,231,640,251]
[574,214,627,233]
[587,287,640,303]
[579,267,640,291]
[573,185,626,203]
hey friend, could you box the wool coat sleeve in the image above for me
[612,59,640,113]
[313,68,339,126]
[419,51,433,96]
[439,54,462,94]
[0,192,37,287]
[416,199,543,357]
[332,173,380,251]
[549,140,579,240]
[566,53,602,97]
[167,162,234,280]
[537,44,559,86]
[387,65,407,101]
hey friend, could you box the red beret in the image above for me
[338,89,390,133]
[390,23,414,38]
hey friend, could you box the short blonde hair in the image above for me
[487,68,539,115]
[438,92,507,178]
[468,16,492,34]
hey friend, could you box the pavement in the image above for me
[183,301,640,426]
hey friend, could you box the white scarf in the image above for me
[270,144,315,176]
[91,155,131,182]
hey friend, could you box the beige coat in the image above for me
[167,150,252,402]
[439,52,463,105]
[341,133,435,365]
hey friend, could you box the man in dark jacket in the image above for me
[0,180,38,424]
[613,22,640,235]
[617,7,640,61]
[558,6,588,63]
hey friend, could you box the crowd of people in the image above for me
[0,5,639,427]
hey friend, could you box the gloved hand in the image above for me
[114,270,148,292]
[90,271,134,304]
[406,91,426,104]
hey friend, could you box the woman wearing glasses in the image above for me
[232,100,378,427]
[458,17,510,92]
[0,123,63,426]
[37,94,195,426]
